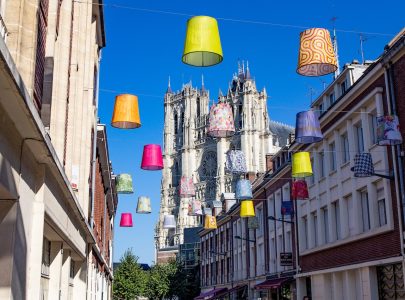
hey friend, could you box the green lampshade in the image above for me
[115,174,134,194]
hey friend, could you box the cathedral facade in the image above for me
[155,64,293,262]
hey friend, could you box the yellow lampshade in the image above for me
[240,200,255,218]
[297,28,337,76]
[111,94,141,129]
[292,152,313,178]
[204,215,217,229]
[182,16,223,67]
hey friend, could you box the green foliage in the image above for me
[113,249,147,300]
[145,260,177,300]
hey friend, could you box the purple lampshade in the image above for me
[295,111,323,144]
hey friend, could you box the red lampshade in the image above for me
[141,144,164,170]
[120,213,133,227]
[291,180,309,200]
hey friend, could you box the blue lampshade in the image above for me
[236,179,253,200]
[295,111,323,144]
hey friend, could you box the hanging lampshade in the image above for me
[236,179,253,200]
[179,176,196,197]
[292,180,309,200]
[297,28,337,76]
[248,217,259,230]
[295,111,323,144]
[182,16,223,67]
[225,150,247,174]
[292,152,313,178]
[115,174,134,194]
[141,144,164,170]
[163,215,176,229]
[136,196,151,214]
[204,215,217,230]
[240,200,255,218]
[207,102,235,138]
[353,153,374,177]
[377,115,403,146]
[111,94,141,129]
[119,213,133,227]
[188,199,203,216]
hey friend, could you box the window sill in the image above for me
[318,177,326,183]
[369,143,379,151]
[329,169,337,176]
[340,161,350,169]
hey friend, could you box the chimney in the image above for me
[266,154,274,172]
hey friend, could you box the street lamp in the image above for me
[268,216,294,224]
[234,235,256,243]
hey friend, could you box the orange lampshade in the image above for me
[111,94,141,129]
[297,28,337,76]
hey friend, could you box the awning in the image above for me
[194,288,228,300]
[254,277,293,290]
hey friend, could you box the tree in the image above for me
[169,262,200,300]
[145,261,177,300]
[113,249,147,300]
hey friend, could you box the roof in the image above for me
[269,120,294,147]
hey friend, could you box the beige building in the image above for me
[0,0,113,299]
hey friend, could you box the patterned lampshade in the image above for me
[119,213,133,227]
[208,102,235,138]
[204,215,217,229]
[292,152,313,178]
[136,196,151,214]
[248,217,259,230]
[182,16,223,67]
[225,150,247,174]
[295,111,323,144]
[163,215,176,229]
[353,153,374,177]
[297,28,337,76]
[292,180,309,200]
[188,199,203,216]
[115,174,134,194]
[179,176,196,197]
[141,144,164,170]
[377,115,403,146]
[236,179,253,200]
[240,200,255,218]
[111,94,141,129]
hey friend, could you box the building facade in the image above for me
[0,0,114,299]
[155,64,293,263]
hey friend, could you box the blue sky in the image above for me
[97,0,405,264]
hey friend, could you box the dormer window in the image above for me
[318,102,324,115]
[340,80,347,95]
[329,92,335,106]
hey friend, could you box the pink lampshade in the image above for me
[120,213,133,227]
[141,144,164,170]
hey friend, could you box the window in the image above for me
[312,213,318,247]
[302,217,308,250]
[355,123,364,152]
[341,133,350,163]
[333,201,341,240]
[360,190,370,232]
[174,114,178,134]
[340,81,347,95]
[41,238,51,277]
[329,93,335,105]
[197,98,201,116]
[257,207,263,235]
[345,195,355,236]
[319,151,325,178]
[377,188,387,226]
[309,157,315,184]
[322,207,329,243]
[369,112,377,145]
[329,142,336,171]
[319,102,324,115]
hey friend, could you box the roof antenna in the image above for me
[360,33,366,64]
[331,17,341,78]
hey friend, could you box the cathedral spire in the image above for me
[245,61,251,79]
[166,76,173,94]
[201,74,205,92]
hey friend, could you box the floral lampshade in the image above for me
[377,115,403,146]
[115,174,134,194]
[292,152,313,178]
[240,200,255,218]
[163,215,176,229]
[208,102,235,138]
[182,16,223,67]
[353,153,374,177]
[236,179,253,200]
[120,213,133,227]
[188,199,203,216]
[225,150,247,174]
[297,28,337,76]
[248,216,259,230]
[291,180,309,200]
[111,94,141,129]
[295,111,323,144]
[204,215,217,229]
[141,144,164,170]
[179,176,196,197]
[136,196,151,214]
